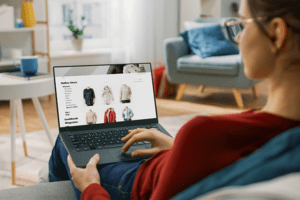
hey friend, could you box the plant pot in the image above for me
[71,39,83,51]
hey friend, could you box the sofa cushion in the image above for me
[180,25,239,58]
[0,181,76,200]
[177,54,240,76]
[194,172,300,200]
[171,125,300,200]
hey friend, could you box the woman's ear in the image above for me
[269,17,288,52]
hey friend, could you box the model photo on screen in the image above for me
[120,84,132,103]
[122,106,134,121]
[86,109,97,125]
[104,108,116,123]
[123,64,146,73]
[107,64,148,74]
[83,86,95,106]
[106,64,126,74]
[101,85,114,105]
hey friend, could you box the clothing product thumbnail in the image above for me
[102,85,114,105]
[86,109,97,125]
[122,107,134,121]
[120,84,132,103]
[83,87,95,106]
[104,108,116,123]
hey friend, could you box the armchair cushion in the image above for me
[177,54,240,76]
[180,25,239,58]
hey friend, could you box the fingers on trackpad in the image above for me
[109,146,147,160]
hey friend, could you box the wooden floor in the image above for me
[0,80,269,135]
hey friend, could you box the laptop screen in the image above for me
[53,63,157,130]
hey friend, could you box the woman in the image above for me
[49,0,300,199]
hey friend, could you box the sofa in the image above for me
[1,125,300,200]
[164,17,259,108]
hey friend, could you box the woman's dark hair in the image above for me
[247,0,300,48]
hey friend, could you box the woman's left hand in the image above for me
[67,154,101,192]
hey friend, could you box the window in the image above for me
[49,0,112,52]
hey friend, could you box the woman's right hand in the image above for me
[121,128,174,157]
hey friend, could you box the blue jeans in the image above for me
[49,135,146,200]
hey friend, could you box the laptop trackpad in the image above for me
[109,146,148,161]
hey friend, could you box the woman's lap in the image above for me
[49,135,145,200]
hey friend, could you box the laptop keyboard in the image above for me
[68,125,158,152]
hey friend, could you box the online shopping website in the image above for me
[54,64,156,127]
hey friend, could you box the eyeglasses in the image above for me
[225,18,256,43]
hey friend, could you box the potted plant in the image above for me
[68,16,86,51]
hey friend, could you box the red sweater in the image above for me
[82,109,300,200]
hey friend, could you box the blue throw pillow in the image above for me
[180,25,239,58]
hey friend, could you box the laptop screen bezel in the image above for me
[53,62,159,133]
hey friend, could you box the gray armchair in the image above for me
[164,17,259,108]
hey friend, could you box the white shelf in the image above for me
[0,27,45,33]
[50,48,112,59]
[0,57,48,67]
[0,59,16,66]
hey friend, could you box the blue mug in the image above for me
[14,56,38,75]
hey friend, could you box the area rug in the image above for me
[0,113,209,190]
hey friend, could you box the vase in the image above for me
[21,0,37,27]
[71,39,83,51]
[0,43,2,61]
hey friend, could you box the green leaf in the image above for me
[67,19,85,39]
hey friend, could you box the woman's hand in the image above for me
[67,154,100,192]
[121,128,174,157]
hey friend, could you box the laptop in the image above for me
[53,63,172,167]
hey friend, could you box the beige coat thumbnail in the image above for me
[86,110,97,124]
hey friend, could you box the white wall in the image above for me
[50,54,111,73]
[154,0,179,61]
[153,0,201,60]
[201,0,241,18]
[180,0,201,32]
[0,0,202,70]
[220,0,241,17]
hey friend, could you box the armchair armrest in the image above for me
[164,37,190,80]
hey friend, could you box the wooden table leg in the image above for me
[252,86,258,99]
[16,99,28,157]
[32,97,54,146]
[198,85,206,93]
[176,84,187,101]
[232,88,245,109]
[10,100,17,185]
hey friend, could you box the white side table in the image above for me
[0,74,55,185]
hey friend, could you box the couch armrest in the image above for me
[164,37,190,81]
[0,181,76,200]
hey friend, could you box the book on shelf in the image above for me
[2,72,52,80]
